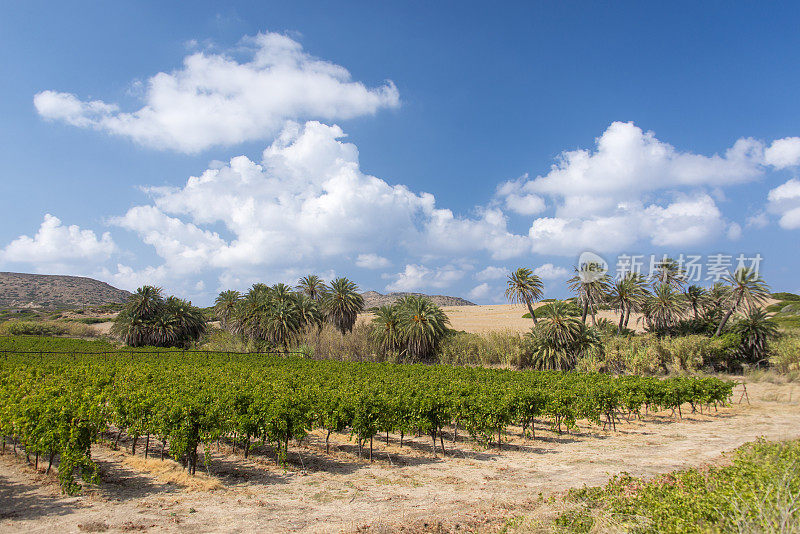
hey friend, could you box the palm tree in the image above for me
[567,264,610,325]
[650,257,686,290]
[397,296,450,358]
[608,273,647,330]
[706,282,731,312]
[127,285,165,319]
[295,294,324,333]
[296,275,328,301]
[642,284,686,333]
[324,277,364,334]
[165,296,208,347]
[266,298,302,351]
[715,267,771,336]
[732,306,779,365]
[528,300,596,370]
[623,273,650,328]
[371,305,403,354]
[684,285,707,320]
[214,290,241,329]
[505,268,544,325]
[111,286,207,348]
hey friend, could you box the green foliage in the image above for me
[522,300,582,319]
[112,286,208,348]
[527,301,599,370]
[0,320,97,337]
[732,307,779,366]
[323,277,364,334]
[770,292,800,301]
[0,347,733,494]
[770,335,800,374]
[554,438,800,533]
[505,267,544,323]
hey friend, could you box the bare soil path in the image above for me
[1,381,798,533]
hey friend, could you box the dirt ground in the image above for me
[1,380,798,533]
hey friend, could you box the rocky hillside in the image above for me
[361,291,475,308]
[0,272,131,309]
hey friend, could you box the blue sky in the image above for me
[2,1,800,304]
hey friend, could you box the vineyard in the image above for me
[0,337,735,495]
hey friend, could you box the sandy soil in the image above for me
[1,380,798,533]
[438,303,647,334]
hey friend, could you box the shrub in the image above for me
[770,335,800,373]
[437,330,530,368]
[0,320,97,338]
[771,291,800,301]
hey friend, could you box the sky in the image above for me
[1,1,800,305]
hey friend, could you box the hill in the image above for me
[361,290,475,308]
[0,272,131,309]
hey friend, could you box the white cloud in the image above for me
[475,266,508,280]
[533,263,568,279]
[468,282,491,300]
[642,194,725,247]
[726,222,742,241]
[356,253,391,269]
[34,32,399,153]
[110,121,522,286]
[767,178,800,229]
[764,137,800,169]
[746,211,769,229]
[0,214,115,269]
[383,264,465,292]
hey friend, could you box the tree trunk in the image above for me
[145,435,150,459]
[369,437,373,462]
[618,307,625,331]
[525,299,538,325]
[431,431,437,457]
[624,306,632,327]
[581,300,588,323]
[326,430,331,454]
[715,294,742,336]
[47,450,54,473]
[132,435,137,455]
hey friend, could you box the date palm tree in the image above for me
[528,300,596,370]
[732,306,779,365]
[296,275,328,301]
[214,290,241,329]
[324,277,364,334]
[112,286,207,348]
[505,268,544,325]
[684,285,707,320]
[642,284,686,333]
[715,267,770,336]
[609,273,646,330]
[295,294,324,333]
[650,257,686,290]
[567,264,610,326]
[397,295,450,358]
[165,296,208,347]
[371,304,403,354]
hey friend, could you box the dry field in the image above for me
[1,381,798,533]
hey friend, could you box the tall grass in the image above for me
[0,319,98,338]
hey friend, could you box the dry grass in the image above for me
[122,455,222,492]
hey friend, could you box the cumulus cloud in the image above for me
[356,253,391,269]
[0,214,115,269]
[383,264,465,292]
[533,263,568,279]
[109,121,519,287]
[767,178,800,229]
[468,282,491,300]
[500,122,776,255]
[34,32,399,153]
[475,266,509,280]
[764,137,800,169]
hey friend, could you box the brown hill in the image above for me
[361,291,475,308]
[0,272,131,309]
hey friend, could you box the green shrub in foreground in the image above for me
[555,438,800,533]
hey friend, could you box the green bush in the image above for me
[0,320,97,338]
[771,292,800,301]
[554,438,800,533]
[770,335,800,373]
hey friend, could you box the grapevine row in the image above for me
[0,351,735,493]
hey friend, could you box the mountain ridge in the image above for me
[361,290,475,308]
[0,272,132,309]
